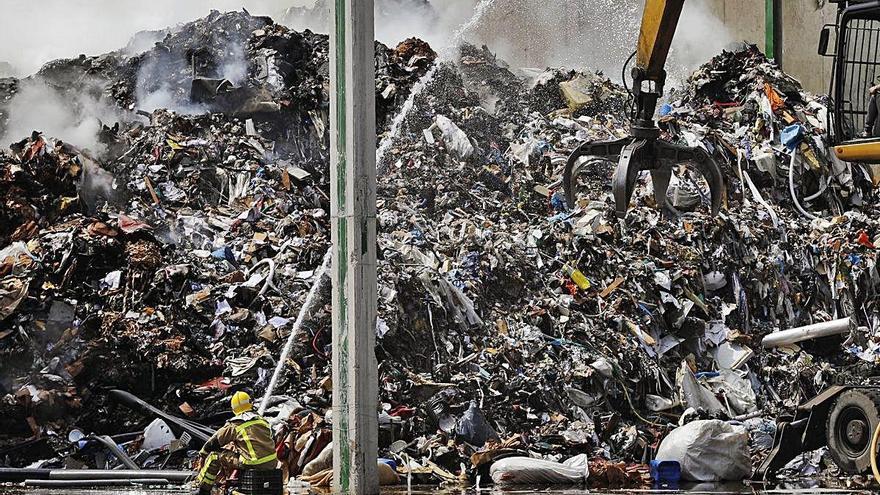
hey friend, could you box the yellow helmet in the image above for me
[231,391,253,415]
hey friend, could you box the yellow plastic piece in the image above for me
[563,265,591,291]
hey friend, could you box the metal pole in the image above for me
[330,0,378,493]
[765,0,781,64]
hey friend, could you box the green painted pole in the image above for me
[765,0,780,63]
[330,0,378,493]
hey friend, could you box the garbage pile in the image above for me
[0,9,436,145]
[2,6,880,488]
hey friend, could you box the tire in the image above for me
[826,389,880,473]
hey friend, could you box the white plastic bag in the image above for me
[490,454,589,485]
[706,370,758,415]
[434,115,474,159]
[677,362,725,414]
[655,420,750,481]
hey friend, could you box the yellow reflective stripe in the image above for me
[234,419,270,433]
[198,452,218,481]
[239,426,258,462]
[234,419,272,463]
[239,452,278,466]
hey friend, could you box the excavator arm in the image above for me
[632,0,683,132]
[637,0,683,77]
[563,0,724,218]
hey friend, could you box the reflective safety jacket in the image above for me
[201,412,278,468]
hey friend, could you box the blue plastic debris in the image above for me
[781,124,805,151]
[211,246,238,267]
[650,460,681,484]
[550,191,567,212]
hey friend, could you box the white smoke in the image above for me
[283,0,732,86]
[0,79,125,154]
[0,0,311,78]
[0,0,734,149]
[220,41,250,86]
[0,0,733,83]
[134,37,249,113]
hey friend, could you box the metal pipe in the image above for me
[761,317,853,348]
[89,434,140,470]
[25,478,173,487]
[51,469,191,481]
[109,389,215,443]
[0,468,191,483]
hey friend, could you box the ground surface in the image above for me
[0,482,875,494]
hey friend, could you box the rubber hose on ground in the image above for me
[788,148,818,221]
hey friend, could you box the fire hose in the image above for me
[258,249,331,414]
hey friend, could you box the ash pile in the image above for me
[1,8,880,490]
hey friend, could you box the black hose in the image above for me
[622,50,637,96]
[622,50,637,120]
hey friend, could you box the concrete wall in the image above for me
[700,0,766,51]
[463,0,839,95]
[701,0,837,95]
[779,1,837,95]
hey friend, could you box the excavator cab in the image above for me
[822,0,880,163]
[563,0,725,219]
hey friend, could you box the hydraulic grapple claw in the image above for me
[565,138,725,219]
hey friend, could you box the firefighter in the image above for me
[193,391,278,495]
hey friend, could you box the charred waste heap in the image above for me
[0,9,879,489]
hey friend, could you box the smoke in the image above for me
[79,157,119,211]
[136,83,209,116]
[669,0,736,82]
[0,79,125,154]
[0,0,734,148]
[220,42,250,86]
[134,34,248,113]
[122,30,169,58]
[375,0,477,51]
[280,0,479,52]
[0,0,310,78]
[282,0,732,87]
[460,0,733,86]
[134,53,210,115]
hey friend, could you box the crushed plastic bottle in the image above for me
[563,264,591,290]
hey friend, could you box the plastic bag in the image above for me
[655,420,750,481]
[435,115,474,159]
[456,401,497,447]
[781,124,804,151]
[303,443,333,476]
[677,362,725,415]
[706,370,757,415]
[490,454,589,485]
